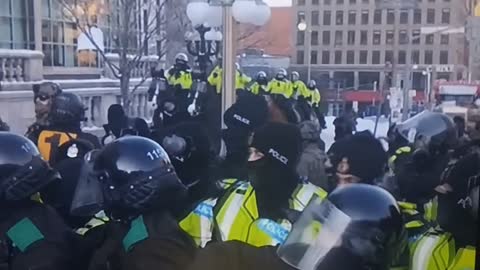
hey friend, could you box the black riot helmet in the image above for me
[91,136,187,219]
[278,184,406,270]
[0,132,60,202]
[50,92,86,126]
[395,111,457,155]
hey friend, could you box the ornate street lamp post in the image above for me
[186,24,222,80]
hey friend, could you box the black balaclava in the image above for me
[249,123,302,218]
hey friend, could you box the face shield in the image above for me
[70,150,104,217]
[277,197,352,270]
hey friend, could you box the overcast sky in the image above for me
[264,0,292,7]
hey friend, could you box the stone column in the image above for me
[354,71,359,90]
[33,0,43,52]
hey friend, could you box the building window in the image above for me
[413,9,421,24]
[374,9,382,24]
[399,30,408,44]
[440,50,448,64]
[322,51,330,64]
[347,30,356,45]
[360,50,368,64]
[372,50,380,64]
[312,11,319,25]
[348,10,356,25]
[312,0,320,4]
[324,0,331,5]
[400,9,408,24]
[347,51,355,64]
[0,0,34,50]
[337,0,344,4]
[335,50,342,64]
[323,11,331,25]
[349,0,356,3]
[335,30,343,45]
[323,31,331,45]
[373,30,381,44]
[426,34,434,45]
[398,51,406,64]
[297,50,305,64]
[298,0,306,5]
[386,30,394,44]
[362,0,369,3]
[297,31,305,45]
[387,9,395,24]
[42,0,80,67]
[412,30,420,44]
[440,34,449,45]
[360,30,368,45]
[425,50,433,64]
[361,10,369,24]
[441,9,450,24]
[427,9,435,24]
[311,31,319,45]
[412,50,420,64]
[311,50,318,64]
[336,10,344,25]
[385,50,393,63]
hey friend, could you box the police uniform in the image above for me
[292,80,309,100]
[267,79,294,99]
[166,67,193,91]
[310,88,321,107]
[180,180,326,247]
[208,66,252,94]
[249,82,268,95]
[0,133,76,270]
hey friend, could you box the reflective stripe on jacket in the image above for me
[213,181,326,247]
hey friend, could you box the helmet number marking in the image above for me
[146,148,164,161]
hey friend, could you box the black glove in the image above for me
[213,72,219,78]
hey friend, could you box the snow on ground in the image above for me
[321,116,390,151]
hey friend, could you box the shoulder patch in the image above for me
[123,215,149,252]
[7,218,45,252]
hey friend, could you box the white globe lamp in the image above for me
[232,0,257,24]
[186,1,210,26]
[204,5,223,27]
[250,2,271,26]
[297,20,307,31]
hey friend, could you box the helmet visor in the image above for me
[277,197,352,270]
[70,150,104,217]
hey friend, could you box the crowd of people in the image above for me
[0,53,478,270]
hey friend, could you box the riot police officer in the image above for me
[267,69,293,99]
[249,71,269,96]
[71,136,195,270]
[186,184,406,270]
[167,53,193,111]
[0,132,75,270]
[392,111,457,207]
[33,92,100,163]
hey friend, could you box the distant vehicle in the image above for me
[433,81,480,120]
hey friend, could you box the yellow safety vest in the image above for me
[208,67,252,94]
[208,66,222,94]
[215,181,326,247]
[179,178,238,247]
[292,81,309,99]
[180,180,327,248]
[447,246,476,270]
[388,146,412,172]
[166,68,193,90]
[311,89,321,106]
[267,79,294,99]
[249,82,267,95]
[411,228,456,270]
